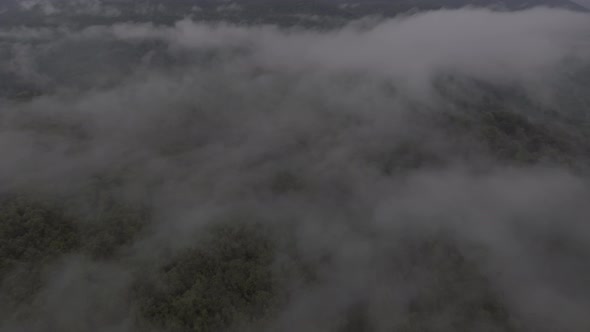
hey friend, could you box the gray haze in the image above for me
[572,0,590,7]
[0,6,590,332]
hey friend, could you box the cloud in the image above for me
[16,0,121,17]
[19,0,59,15]
[0,6,589,332]
[33,7,588,100]
[572,0,590,8]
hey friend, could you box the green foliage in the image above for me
[379,141,444,176]
[0,196,79,319]
[0,192,148,323]
[444,109,587,166]
[391,233,517,332]
[81,200,148,260]
[0,195,533,331]
[0,196,79,276]
[135,222,281,332]
[479,111,573,164]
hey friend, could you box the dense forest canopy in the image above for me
[1,1,590,332]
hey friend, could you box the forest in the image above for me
[1,3,590,332]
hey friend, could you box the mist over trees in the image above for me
[0,2,590,332]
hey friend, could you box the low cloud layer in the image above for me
[0,6,590,332]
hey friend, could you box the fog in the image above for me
[0,6,589,332]
[573,0,590,8]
